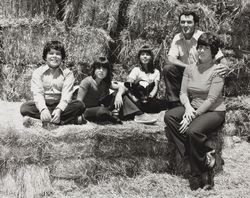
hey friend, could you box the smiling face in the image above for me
[94,66,108,80]
[139,51,152,68]
[197,45,212,63]
[180,15,196,39]
[46,49,63,69]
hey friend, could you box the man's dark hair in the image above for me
[197,32,221,59]
[91,56,113,85]
[42,40,66,61]
[179,11,199,24]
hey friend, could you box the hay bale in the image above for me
[67,26,113,68]
[126,1,218,41]
[118,37,161,69]
[126,0,177,41]
[0,123,168,167]
[50,157,170,184]
[231,0,250,51]
[0,19,112,101]
[1,165,53,198]
[64,0,122,34]
[0,0,57,19]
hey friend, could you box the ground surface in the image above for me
[0,101,250,198]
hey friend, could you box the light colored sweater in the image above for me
[180,62,226,115]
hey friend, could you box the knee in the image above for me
[96,106,110,117]
[164,110,174,124]
[186,129,199,139]
[20,102,29,116]
[74,100,86,113]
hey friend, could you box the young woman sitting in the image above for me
[125,45,167,122]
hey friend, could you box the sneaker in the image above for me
[134,113,157,124]
[201,171,214,190]
[77,115,87,125]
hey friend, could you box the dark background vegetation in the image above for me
[0,0,249,101]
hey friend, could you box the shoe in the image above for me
[201,171,214,190]
[134,113,157,124]
[77,115,87,125]
[23,116,37,128]
[188,175,202,191]
[109,115,123,125]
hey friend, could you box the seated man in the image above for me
[20,40,85,128]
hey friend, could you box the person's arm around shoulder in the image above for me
[31,67,51,122]
[214,57,230,77]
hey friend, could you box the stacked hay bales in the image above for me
[0,18,112,101]
[1,96,249,196]
[63,0,122,34]
[0,0,57,18]
[118,1,220,98]
[223,96,250,138]
[0,122,171,197]
[218,0,250,96]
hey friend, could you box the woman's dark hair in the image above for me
[179,11,199,24]
[42,40,66,61]
[137,45,155,73]
[197,32,221,59]
[91,56,113,85]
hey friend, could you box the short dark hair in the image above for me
[42,40,66,61]
[91,56,113,85]
[137,45,155,74]
[179,11,199,24]
[197,32,221,59]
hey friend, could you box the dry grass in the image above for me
[0,19,113,101]
[64,0,122,34]
[0,0,57,19]
[49,141,250,198]
[0,97,250,197]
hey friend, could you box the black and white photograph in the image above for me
[0,0,250,197]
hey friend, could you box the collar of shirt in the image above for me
[40,64,68,77]
[178,29,203,41]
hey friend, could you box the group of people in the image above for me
[20,11,228,191]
